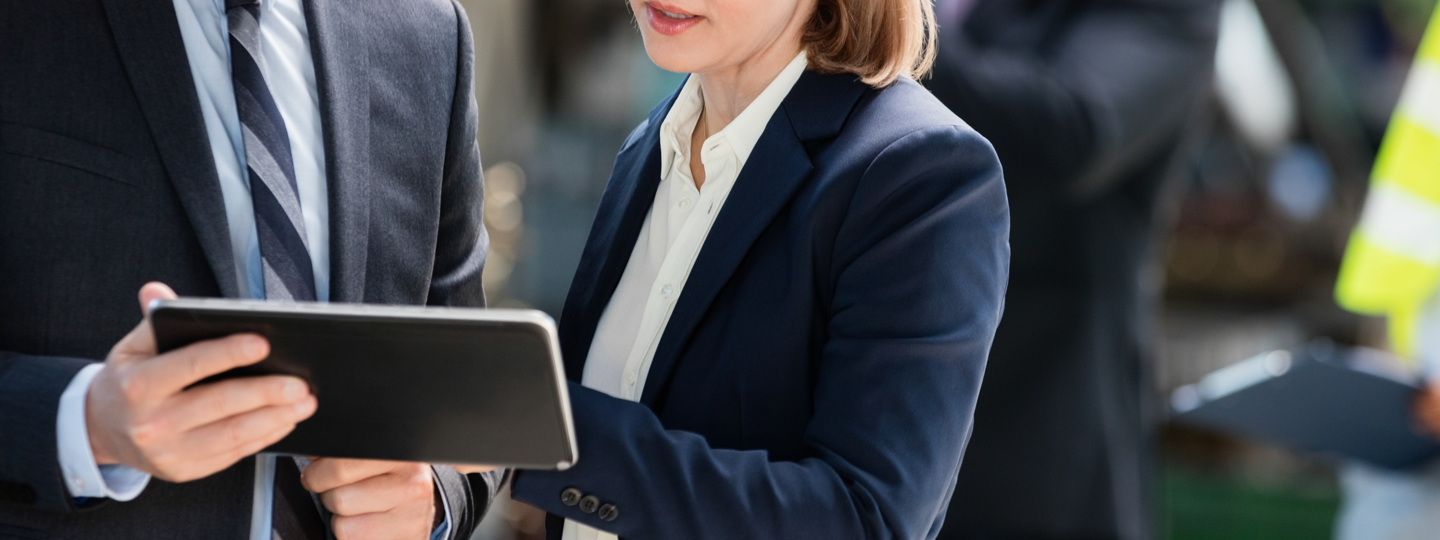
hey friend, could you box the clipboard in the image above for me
[1171,343,1440,469]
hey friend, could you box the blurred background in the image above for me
[454,0,1436,538]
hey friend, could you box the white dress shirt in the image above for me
[563,52,809,540]
[49,1,457,539]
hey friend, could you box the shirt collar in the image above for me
[658,51,809,176]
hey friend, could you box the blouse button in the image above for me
[661,284,673,297]
[678,198,692,210]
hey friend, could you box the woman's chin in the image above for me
[641,43,716,75]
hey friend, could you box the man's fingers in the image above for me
[308,460,435,540]
[301,458,405,494]
[134,333,270,395]
[160,424,298,483]
[110,283,179,364]
[175,399,316,464]
[1419,402,1440,433]
[318,468,428,516]
[164,376,312,432]
[107,280,175,364]
[1413,389,1440,439]
[138,282,178,314]
[330,502,433,540]
[107,318,157,365]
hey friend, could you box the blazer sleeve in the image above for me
[426,3,499,538]
[0,351,100,512]
[509,126,1011,539]
[924,0,1220,200]
[426,0,489,310]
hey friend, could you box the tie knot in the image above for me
[226,0,260,11]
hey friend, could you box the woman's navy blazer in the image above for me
[511,70,1010,540]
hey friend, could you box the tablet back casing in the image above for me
[151,299,576,470]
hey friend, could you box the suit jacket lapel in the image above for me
[638,72,869,407]
[304,0,371,303]
[102,0,240,298]
[556,96,677,381]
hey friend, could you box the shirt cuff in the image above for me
[430,466,452,540]
[56,363,151,501]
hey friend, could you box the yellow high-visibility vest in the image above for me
[1336,5,1440,358]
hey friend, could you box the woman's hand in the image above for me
[1414,383,1440,440]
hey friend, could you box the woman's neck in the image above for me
[693,41,802,140]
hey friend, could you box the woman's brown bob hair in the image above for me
[803,0,937,88]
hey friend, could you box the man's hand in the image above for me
[449,464,498,475]
[302,458,439,540]
[85,282,318,482]
[1415,383,1440,440]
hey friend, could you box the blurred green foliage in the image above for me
[1164,465,1340,540]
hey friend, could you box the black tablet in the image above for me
[150,298,577,470]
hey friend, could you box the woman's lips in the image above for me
[646,3,703,36]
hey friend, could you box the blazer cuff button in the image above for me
[560,488,583,506]
[598,504,619,522]
[579,495,600,514]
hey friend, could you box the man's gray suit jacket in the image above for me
[0,0,497,538]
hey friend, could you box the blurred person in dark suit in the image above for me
[924,1,1221,539]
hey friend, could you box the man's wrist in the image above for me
[57,363,150,500]
[432,482,445,530]
[85,381,118,465]
[429,465,453,540]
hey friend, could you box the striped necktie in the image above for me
[226,1,325,539]
[228,0,317,303]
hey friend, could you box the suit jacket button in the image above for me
[560,488,583,506]
[579,495,600,514]
[598,503,619,522]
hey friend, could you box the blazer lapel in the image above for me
[638,72,869,407]
[303,0,371,303]
[102,0,240,298]
[556,96,678,381]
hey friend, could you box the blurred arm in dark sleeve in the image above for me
[925,0,1222,201]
